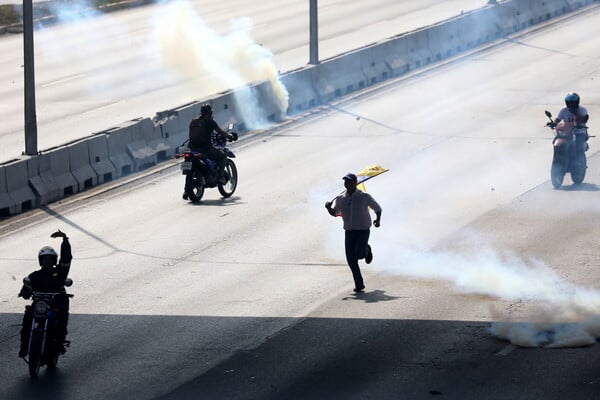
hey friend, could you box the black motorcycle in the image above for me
[544,110,590,189]
[20,278,74,378]
[176,124,239,203]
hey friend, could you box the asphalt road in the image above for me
[1,6,600,399]
[0,0,484,161]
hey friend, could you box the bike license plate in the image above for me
[181,162,192,172]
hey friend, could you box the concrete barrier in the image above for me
[156,102,200,152]
[426,19,461,63]
[212,92,237,130]
[105,124,136,178]
[404,28,432,70]
[68,139,98,191]
[360,44,393,87]
[375,37,411,78]
[314,50,367,102]
[88,134,117,184]
[0,166,13,216]
[29,147,78,202]
[138,117,172,162]
[4,158,37,214]
[281,66,320,115]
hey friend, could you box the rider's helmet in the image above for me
[200,104,213,117]
[565,92,580,112]
[38,246,58,267]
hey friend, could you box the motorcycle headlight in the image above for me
[33,301,49,315]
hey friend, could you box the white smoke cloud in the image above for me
[152,0,289,129]
[366,229,600,348]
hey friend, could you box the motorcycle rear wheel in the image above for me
[28,331,43,378]
[551,163,564,189]
[187,171,205,203]
[218,159,238,198]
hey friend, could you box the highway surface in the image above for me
[1,0,484,161]
[1,4,600,400]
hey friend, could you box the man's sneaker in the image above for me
[365,245,373,264]
[353,285,365,293]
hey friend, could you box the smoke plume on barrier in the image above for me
[152,0,289,129]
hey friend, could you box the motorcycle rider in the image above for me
[553,93,590,155]
[18,230,72,358]
[184,104,235,199]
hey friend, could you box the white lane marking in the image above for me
[41,74,85,87]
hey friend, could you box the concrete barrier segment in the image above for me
[455,8,495,50]
[245,80,287,125]
[4,157,38,214]
[104,124,136,178]
[0,166,15,216]
[426,19,462,63]
[137,117,172,162]
[26,156,51,206]
[156,102,201,152]
[359,43,393,86]
[281,65,320,115]
[68,139,98,192]
[313,50,367,103]
[404,29,432,70]
[374,37,411,78]
[31,148,79,202]
[88,134,117,184]
[212,92,237,130]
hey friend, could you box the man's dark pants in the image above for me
[344,229,370,289]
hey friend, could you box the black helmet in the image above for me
[200,103,213,117]
[565,92,580,111]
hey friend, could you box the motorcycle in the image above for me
[176,123,239,203]
[544,110,591,189]
[20,277,74,378]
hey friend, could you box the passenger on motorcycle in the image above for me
[186,104,235,192]
[18,230,72,358]
[553,93,590,154]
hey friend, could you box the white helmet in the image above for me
[38,246,58,266]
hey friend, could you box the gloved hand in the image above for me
[51,229,67,239]
[229,132,238,142]
[18,286,32,299]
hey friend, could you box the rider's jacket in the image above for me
[19,238,72,298]
[189,117,219,150]
[557,106,589,125]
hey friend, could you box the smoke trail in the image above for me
[152,0,289,129]
[366,229,600,348]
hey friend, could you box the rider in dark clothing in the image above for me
[18,230,72,358]
[184,104,235,197]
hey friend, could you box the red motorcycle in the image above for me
[545,110,590,189]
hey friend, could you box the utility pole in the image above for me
[309,0,319,65]
[23,0,38,155]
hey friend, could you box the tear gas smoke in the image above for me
[366,224,600,347]
[152,0,289,129]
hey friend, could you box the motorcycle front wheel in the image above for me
[187,171,205,203]
[218,159,238,198]
[28,331,43,378]
[551,163,564,189]
[571,155,586,184]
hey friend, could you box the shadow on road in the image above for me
[342,289,404,303]
[1,312,599,400]
[559,182,599,192]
